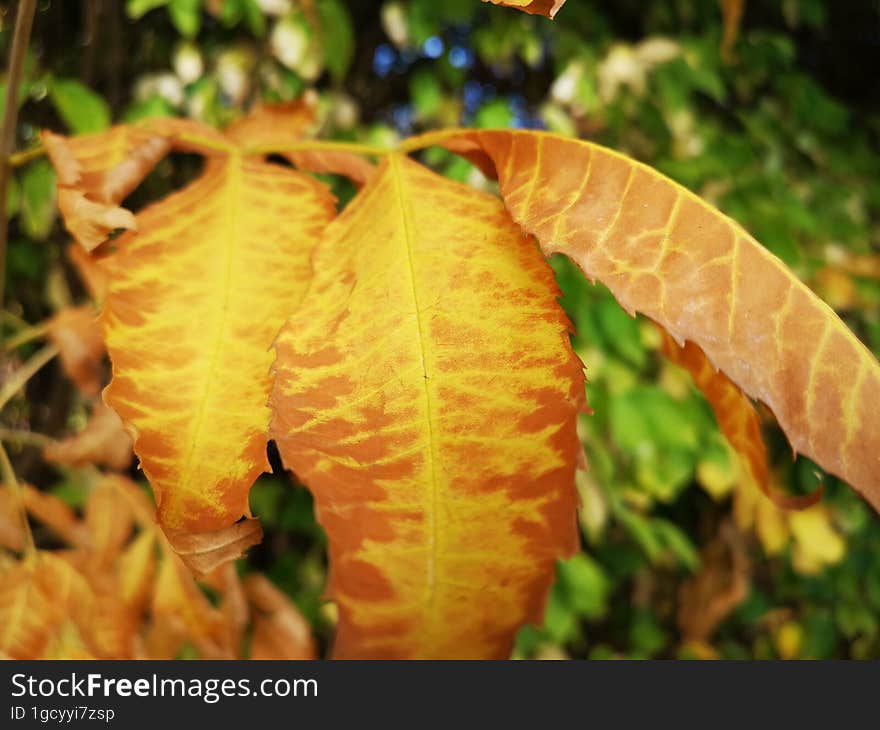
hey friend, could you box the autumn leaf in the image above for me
[659,329,821,509]
[46,305,105,396]
[163,518,263,578]
[270,154,585,659]
[405,129,880,514]
[43,401,133,471]
[45,106,339,543]
[483,0,566,18]
[677,522,749,648]
[244,573,317,660]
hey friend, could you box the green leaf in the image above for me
[48,79,111,134]
[317,0,354,83]
[557,553,610,619]
[126,0,168,19]
[20,160,57,240]
[168,0,201,38]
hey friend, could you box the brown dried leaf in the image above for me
[163,518,263,578]
[46,305,105,396]
[44,402,133,471]
[678,522,749,643]
[244,573,317,660]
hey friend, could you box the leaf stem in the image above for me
[0,343,59,412]
[0,440,35,555]
[245,140,394,158]
[0,0,38,342]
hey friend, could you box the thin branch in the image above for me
[0,0,38,343]
[0,440,35,555]
[8,144,43,167]
[0,427,53,448]
[4,321,47,350]
[0,342,59,412]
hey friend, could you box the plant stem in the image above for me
[0,342,59,412]
[4,321,47,350]
[0,440,35,555]
[245,140,394,158]
[0,427,52,448]
[0,0,38,343]
[8,144,43,167]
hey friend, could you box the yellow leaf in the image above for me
[789,505,845,574]
[40,115,341,538]
[270,154,584,659]
[406,129,880,514]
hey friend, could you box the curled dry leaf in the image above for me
[271,155,585,659]
[244,573,317,660]
[163,518,263,579]
[407,129,880,514]
[46,305,105,396]
[482,0,566,18]
[659,329,821,510]
[43,402,133,471]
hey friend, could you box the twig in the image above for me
[4,321,47,350]
[0,342,59,412]
[0,440,35,555]
[0,0,38,344]
[0,427,53,447]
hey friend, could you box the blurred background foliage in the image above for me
[2,0,880,659]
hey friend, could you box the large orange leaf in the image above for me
[270,154,584,659]
[404,129,880,513]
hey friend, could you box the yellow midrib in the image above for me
[388,155,441,654]
[177,155,242,513]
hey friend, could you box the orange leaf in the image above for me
[46,305,105,396]
[244,573,316,660]
[660,330,821,510]
[407,129,880,514]
[270,155,584,659]
[483,0,566,18]
[43,402,133,471]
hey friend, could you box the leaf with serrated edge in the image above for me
[659,329,821,509]
[270,155,584,659]
[80,131,338,537]
[406,129,880,514]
